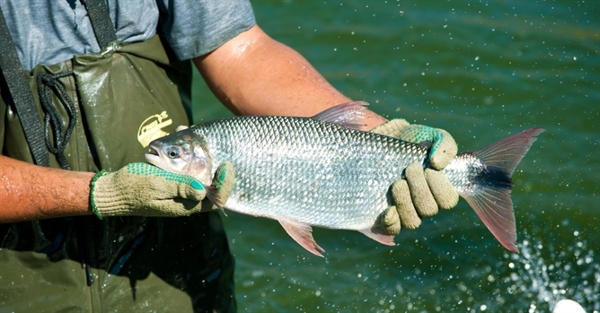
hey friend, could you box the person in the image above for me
[0,0,458,311]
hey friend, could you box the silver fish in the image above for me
[145,102,543,256]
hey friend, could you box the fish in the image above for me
[145,101,544,256]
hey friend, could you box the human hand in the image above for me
[371,119,459,234]
[90,162,235,218]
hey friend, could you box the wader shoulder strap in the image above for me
[81,0,118,49]
[0,8,49,166]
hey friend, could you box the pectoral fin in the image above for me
[205,185,227,216]
[278,219,325,257]
[359,228,396,246]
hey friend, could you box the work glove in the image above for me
[371,119,459,235]
[90,161,235,218]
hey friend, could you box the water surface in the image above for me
[192,1,599,312]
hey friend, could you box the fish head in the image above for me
[144,129,213,186]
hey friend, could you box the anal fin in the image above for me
[359,228,396,246]
[278,219,325,257]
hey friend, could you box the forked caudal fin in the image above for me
[460,128,544,252]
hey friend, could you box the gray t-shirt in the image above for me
[0,0,256,71]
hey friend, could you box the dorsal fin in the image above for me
[312,101,370,131]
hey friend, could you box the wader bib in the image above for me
[0,10,235,313]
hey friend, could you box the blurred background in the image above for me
[191,1,599,312]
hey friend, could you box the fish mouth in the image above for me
[144,146,161,166]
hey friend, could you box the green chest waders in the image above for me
[0,3,235,312]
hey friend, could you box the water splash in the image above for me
[502,230,599,313]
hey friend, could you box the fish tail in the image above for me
[459,128,544,252]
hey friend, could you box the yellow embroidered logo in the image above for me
[137,111,173,147]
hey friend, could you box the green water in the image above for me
[191,1,599,312]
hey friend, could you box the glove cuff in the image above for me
[90,170,108,219]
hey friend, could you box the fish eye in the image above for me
[166,147,180,158]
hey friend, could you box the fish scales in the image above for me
[146,101,543,253]
[192,116,429,230]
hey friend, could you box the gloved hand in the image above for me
[371,119,459,234]
[90,161,235,218]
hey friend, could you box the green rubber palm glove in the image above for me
[371,119,459,234]
[90,162,235,218]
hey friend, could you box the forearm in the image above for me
[0,156,94,222]
[194,25,387,130]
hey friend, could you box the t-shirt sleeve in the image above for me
[156,0,256,60]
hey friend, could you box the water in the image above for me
[191,1,599,312]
